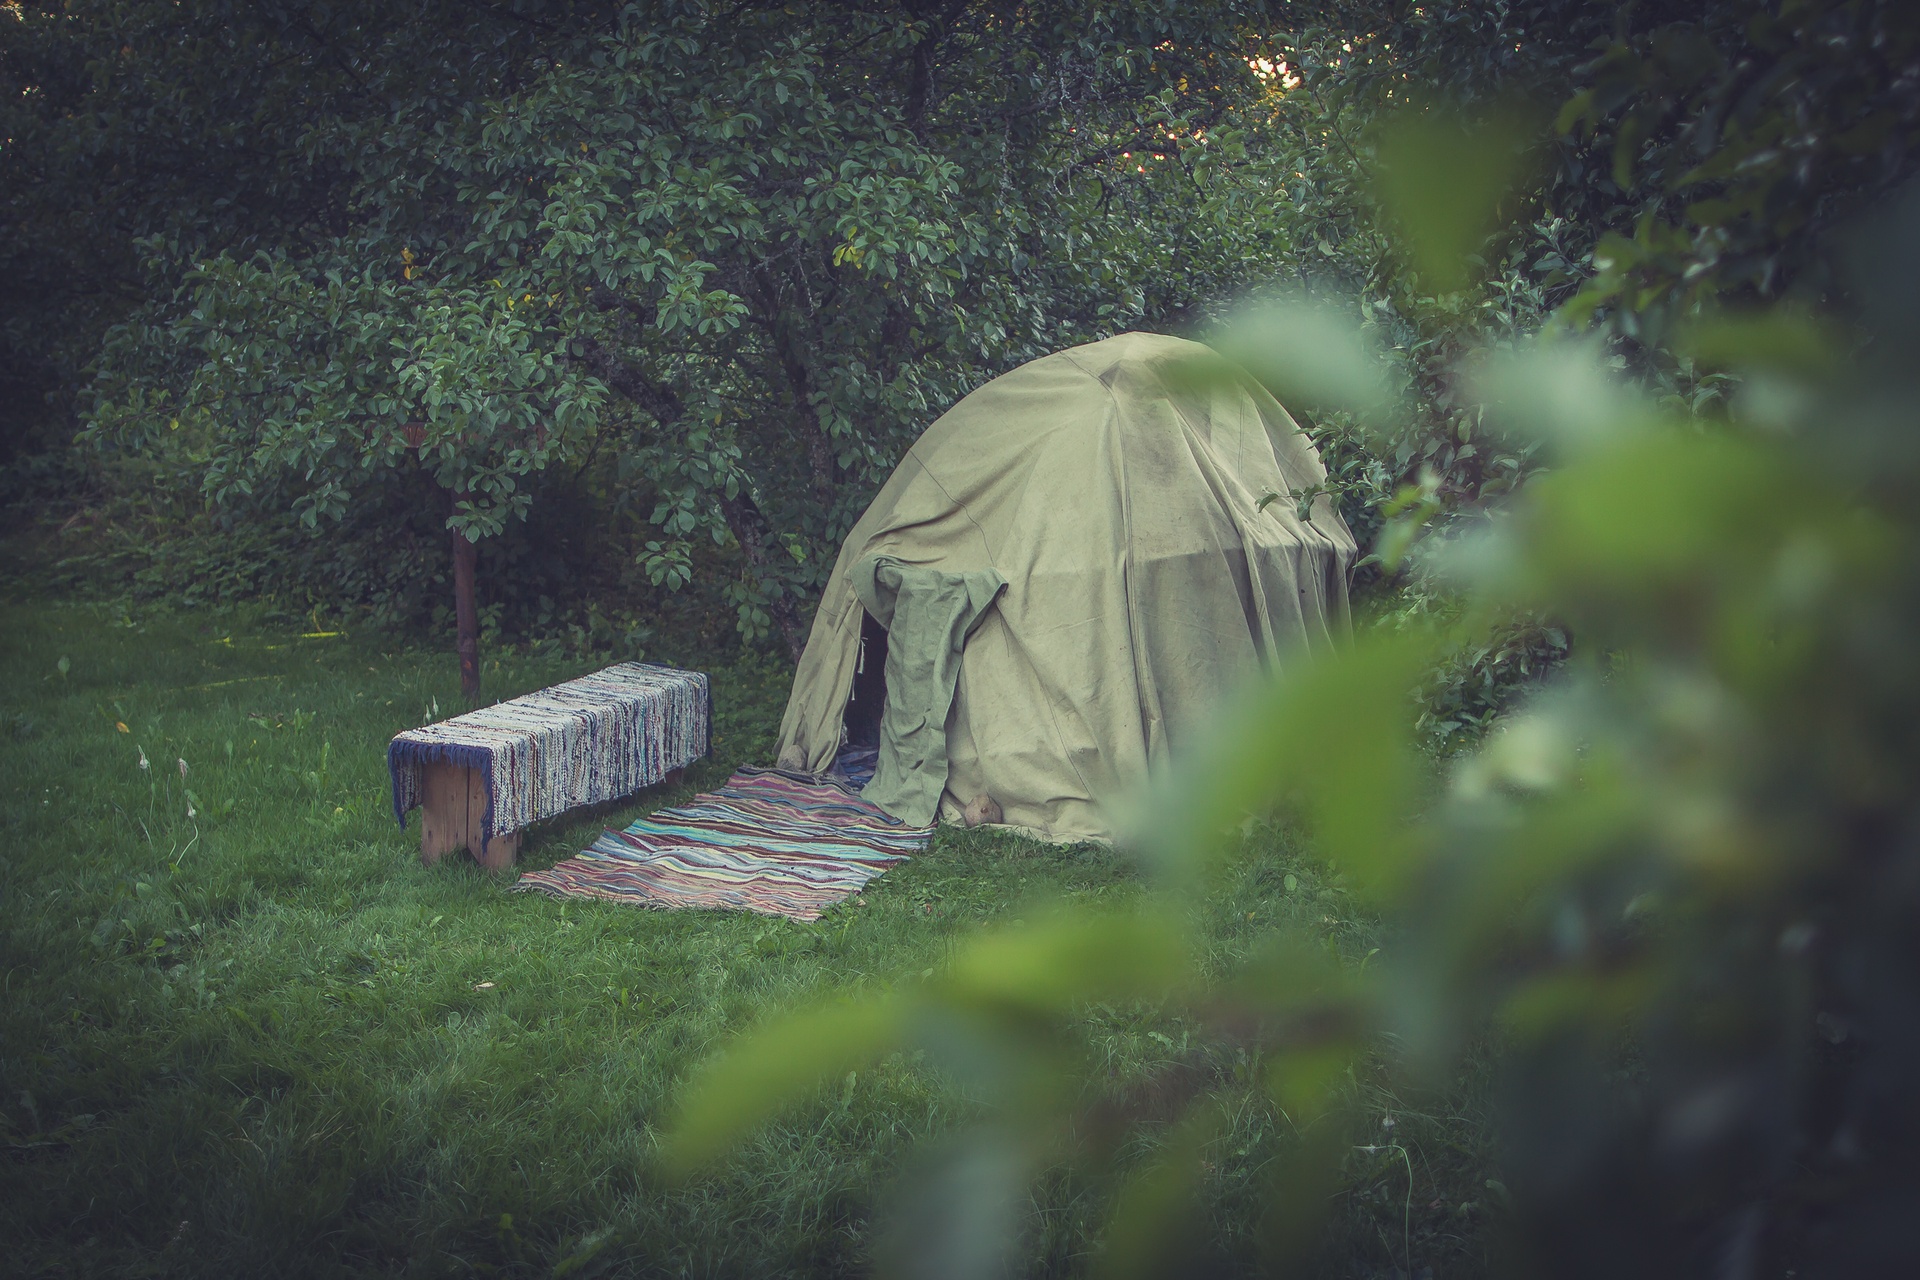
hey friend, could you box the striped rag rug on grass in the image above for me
[389,662,710,845]
[513,767,931,921]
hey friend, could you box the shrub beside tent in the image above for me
[776,332,1359,843]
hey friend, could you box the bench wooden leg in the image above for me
[474,829,521,871]
[419,760,520,870]
[419,755,703,870]
[461,762,521,870]
[420,761,467,865]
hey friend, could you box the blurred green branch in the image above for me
[667,83,1920,1273]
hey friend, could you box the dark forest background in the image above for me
[8,0,1895,689]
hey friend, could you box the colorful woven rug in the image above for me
[389,662,710,845]
[513,767,930,921]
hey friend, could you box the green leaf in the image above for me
[935,912,1191,1019]
[1675,308,1837,381]
[662,997,903,1174]
[1092,1109,1220,1280]
[1136,632,1438,898]
[1371,106,1539,295]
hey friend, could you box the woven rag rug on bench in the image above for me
[512,765,931,921]
[388,662,710,846]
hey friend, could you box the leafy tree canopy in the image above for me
[26,0,1311,655]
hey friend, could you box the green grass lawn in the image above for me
[0,598,1491,1278]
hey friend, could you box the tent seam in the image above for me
[1060,343,1148,789]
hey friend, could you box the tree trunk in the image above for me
[565,339,809,662]
[719,491,807,664]
[749,266,839,515]
[451,523,481,702]
[774,315,835,513]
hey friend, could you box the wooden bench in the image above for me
[388,662,710,870]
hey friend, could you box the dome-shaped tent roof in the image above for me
[776,331,1358,842]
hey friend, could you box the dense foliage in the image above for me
[10,0,1324,663]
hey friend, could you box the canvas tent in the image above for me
[775,331,1359,843]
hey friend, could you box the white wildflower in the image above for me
[138,748,150,772]
[177,758,188,779]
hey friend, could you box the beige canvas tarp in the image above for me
[775,331,1359,843]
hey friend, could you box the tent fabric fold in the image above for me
[851,555,1007,824]
[776,331,1359,843]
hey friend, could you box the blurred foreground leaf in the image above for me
[1371,107,1540,295]
[1137,631,1436,899]
[663,997,903,1174]
[666,94,1920,1280]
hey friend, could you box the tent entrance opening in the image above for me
[842,611,890,747]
